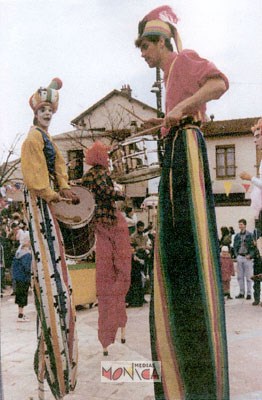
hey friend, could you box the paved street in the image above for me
[1,273,262,400]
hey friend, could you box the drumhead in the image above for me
[52,186,95,228]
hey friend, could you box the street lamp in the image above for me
[151,67,163,117]
[150,67,164,167]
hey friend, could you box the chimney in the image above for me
[120,84,132,98]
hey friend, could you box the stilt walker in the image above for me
[135,6,230,399]
[21,78,79,399]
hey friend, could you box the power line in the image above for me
[230,81,262,85]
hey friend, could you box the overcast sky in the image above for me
[1,0,262,161]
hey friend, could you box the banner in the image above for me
[223,181,232,197]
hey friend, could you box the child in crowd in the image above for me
[12,232,32,322]
[220,246,235,299]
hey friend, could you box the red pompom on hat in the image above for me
[85,141,111,168]
[29,78,63,113]
[142,5,179,25]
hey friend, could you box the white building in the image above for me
[1,85,261,233]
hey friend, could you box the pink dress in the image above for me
[82,165,131,348]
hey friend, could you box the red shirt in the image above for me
[162,50,229,137]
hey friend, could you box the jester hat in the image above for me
[29,77,63,113]
[137,5,182,53]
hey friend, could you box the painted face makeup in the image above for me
[35,105,53,130]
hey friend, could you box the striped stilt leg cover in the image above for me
[25,190,78,399]
[150,126,230,400]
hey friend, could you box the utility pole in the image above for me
[151,67,162,117]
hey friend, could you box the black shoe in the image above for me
[103,351,108,356]
[235,294,244,299]
[252,300,260,306]
[121,338,126,344]
[246,295,251,300]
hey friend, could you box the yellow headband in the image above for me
[142,20,172,38]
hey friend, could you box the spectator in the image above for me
[124,207,138,235]
[233,219,255,299]
[219,226,232,251]
[0,243,5,297]
[251,235,262,306]
[240,118,262,215]
[229,226,236,259]
[220,246,235,299]
[126,245,145,307]
[12,232,32,322]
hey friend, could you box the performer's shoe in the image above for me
[17,315,30,322]
[252,300,260,306]
[246,295,251,300]
[120,327,126,344]
[235,294,244,299]
[227,294,233,299]
[103,349,108,356]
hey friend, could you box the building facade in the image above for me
[1,85,261,233]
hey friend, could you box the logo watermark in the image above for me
[101,361,161,383]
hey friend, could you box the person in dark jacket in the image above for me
[251,230,262,305]
[233,219,255,299]
[12,232,32,322]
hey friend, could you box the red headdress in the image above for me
[85,141,110,168]
[138,5,182,53]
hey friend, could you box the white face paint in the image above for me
[254,128,262,150]
[35,105,53,130]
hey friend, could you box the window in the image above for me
[67,149,84,181]
[216,145,236,178]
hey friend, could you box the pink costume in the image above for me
[95,211,131,347]
[161,50,229,137]
[220,255,235,293]
[82,142,131,349]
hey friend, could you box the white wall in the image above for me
[215,205,257,234]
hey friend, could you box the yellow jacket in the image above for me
[21,126,70,202]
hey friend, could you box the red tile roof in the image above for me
[202,117,260,137]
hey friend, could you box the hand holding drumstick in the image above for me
[59,188,80,204]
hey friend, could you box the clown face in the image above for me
[35,105,53,130]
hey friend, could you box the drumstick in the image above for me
[132,124,163,138]
[59,197,73,203]
[118,104,146,123]
[55,213,82,223]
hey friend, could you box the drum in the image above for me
[109,135,162,184]
[52,186,96,259]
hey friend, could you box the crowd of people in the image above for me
[0,210,30,296]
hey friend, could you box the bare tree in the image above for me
[0,133,23,187]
